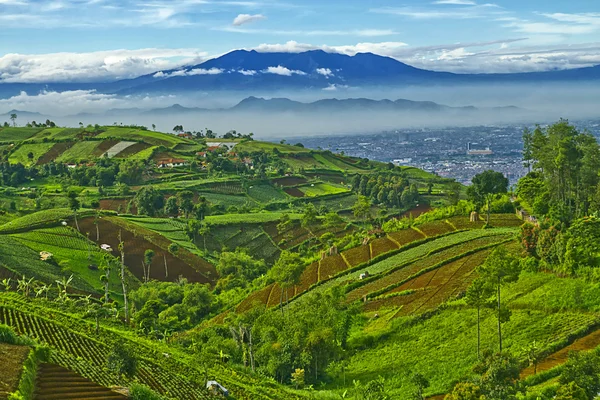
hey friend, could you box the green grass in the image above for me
[0,209,96,233]
[0,235,95,293]
[332,305,597,399]
[205,212,302,226]
[55,141,103,162]
[0,127,43,142]
[401,166,438,180]
[247,184,289,203]
[235,141,308,153]
[10,226,123,295]
[97,128,187,148]
[298,183,349,197]
[126,145,157,160]
[7,143,55,166]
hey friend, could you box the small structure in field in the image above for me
[206,381,229,397]
[40,251,53,261]
[359,271,370,280]
[100,244,113,252]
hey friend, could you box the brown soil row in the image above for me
[36,142,75,165]
[0,343,30,398]
[521,328,600,378]
[77,217,214,284]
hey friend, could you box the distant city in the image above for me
[293,119,600,186]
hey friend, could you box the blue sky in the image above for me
[1,0,600,82]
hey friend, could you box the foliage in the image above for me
[558,349,600,400]
[467,170,509,224]
[129,383,166,400]
[107,341,138,378]
[521,120,600,222]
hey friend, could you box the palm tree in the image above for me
[10,113,17,127]
[118,230,130,324]
[1,278,11,292]
[55,275,74,303]
[68,191,81,231]
[17,276,34,297]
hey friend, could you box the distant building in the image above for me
[392,158,413,166]
[467,142,493,155]
[206,381,229,397]
[157,158,189,168]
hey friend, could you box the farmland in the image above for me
[1,121,599,400]
[8,143,56,166]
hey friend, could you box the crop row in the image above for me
[308,228,516,297]
[0,303,210,399]
[346,235,510,302]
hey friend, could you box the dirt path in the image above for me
[521,327,600,378]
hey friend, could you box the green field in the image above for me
[10,226,123,295]
[55,141,103,162]
[235,140,308,153]
[97,128,187,148]
[298,182,349,197]
[0,127,43,142]
[8,142,56,166]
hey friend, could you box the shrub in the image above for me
[129,383,166,400]
[0,324,18,344]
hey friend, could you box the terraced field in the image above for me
[35,363,127,400]
[0,342,31,399]
[8,142,56,166]
[346,235,509,303]
[78,216,215,284]
[104,141,136,158]
[308,228,516,297]
[0,294,301,400]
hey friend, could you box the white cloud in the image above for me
[215,26,397,37]
[154,67,223,78]
[0,48,209,83]
[0,0,28,5]
[188,68,224,75]
[250,39,600,73]
[253,40,409,55]
[238,69,258,76]
[232,13,266,26]
[433,0,476,4]
[316,68,334,78]
[322,84,349,91]
[371,4,502,20]
[263,65,307,76]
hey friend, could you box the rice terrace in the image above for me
[0,120,600,400]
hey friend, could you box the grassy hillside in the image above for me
[3,123,598,399]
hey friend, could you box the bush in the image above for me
[107,342,137,378]
[0,324,18,344]
[129,383,166,400]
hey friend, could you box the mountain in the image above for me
[138,96,519,115]
[113,50,600,95]
[230,96,461,113]
[0,109,48,121]
[1,50,600,98]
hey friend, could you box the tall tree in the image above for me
[269,250,304,314]
[68,190,81,231]
[10,113,17,127]
[467,170,509,224]
[478,247,520,352]
[143,249,155,283]
[177,190,195,219]
[465,278,493,359]
[118,230,130,324]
